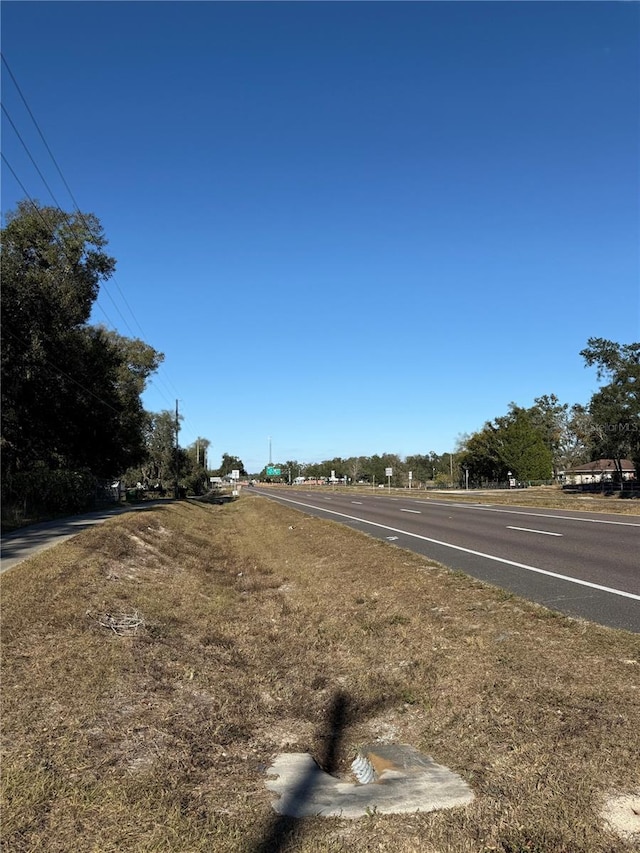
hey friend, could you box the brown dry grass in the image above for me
[1,495,639,852]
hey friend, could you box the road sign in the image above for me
[385,467,393,477]
[266,466,281,476]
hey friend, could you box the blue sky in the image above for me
[2,1,639,474]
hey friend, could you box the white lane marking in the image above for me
[507,526,562,537]
[410,500,640,527]
[261,494,640,601]
[351,501,363,505]
[400,508,421,514]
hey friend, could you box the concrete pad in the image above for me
[601,793,640,841]
[265,744,474,818]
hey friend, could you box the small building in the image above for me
[563,459,636,485]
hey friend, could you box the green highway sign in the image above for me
[266,466,281,476]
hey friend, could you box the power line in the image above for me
[1,153,120,331]
[2,53,86,215]
[1,57,202,440]
[1,323,124,415]
[1,104,66,211]
[1,155,191,425]
[1,53,147,341]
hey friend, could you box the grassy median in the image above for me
[1,494,639,852]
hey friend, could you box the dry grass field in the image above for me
[2,494,639,852]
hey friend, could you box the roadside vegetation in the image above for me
[2,495,638,852]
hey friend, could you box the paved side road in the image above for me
[0,502,163,575]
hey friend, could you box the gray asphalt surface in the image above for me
[248,487,640,633]
[0,502,163,574]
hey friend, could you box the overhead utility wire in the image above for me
[1,154,179,416]
[1,57,194,430]
[0,153,119,331]
[1,323,124,415]
[1,53,147,343]
[2,53,85,216]
[0,54,146,338]
[0,122,139,338]
[1,53,183,409]
[1,104,67,212]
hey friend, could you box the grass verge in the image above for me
[1,495,639,852]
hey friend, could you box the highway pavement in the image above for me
[247,486,640,633]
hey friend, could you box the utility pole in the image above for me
[174,400,180,499]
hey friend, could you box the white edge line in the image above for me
[400,508,421,514]
[507,526,563,537]
[262,494,640,602]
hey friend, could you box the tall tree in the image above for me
[580,338,640,477]
[186,437,211,469]
[459,407,553,484]
[526,394,591,478]
[216,453,247,477]
[140,410,181,487]
[1,201,163,514]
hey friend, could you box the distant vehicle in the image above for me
[293,477,306,485]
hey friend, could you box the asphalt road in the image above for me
[247,486,640,633]
[0,502,162,575]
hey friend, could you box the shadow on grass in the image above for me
[252,689,349,853]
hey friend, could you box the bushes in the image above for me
[2,464,98,526]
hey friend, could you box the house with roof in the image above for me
[562,459,636,485]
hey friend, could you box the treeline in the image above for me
[121,431,246,498]
[2,202,637,525]
[262,340,639,488]
[460,340,639,486]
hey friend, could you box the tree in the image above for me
[405,453,438,485]
[137,411,180,487]
[526,394,591,479]
[459,407,553,484]
[497,408,553,481]
[183,437,211,494]
[216,453,247,477]
[186,437,211,470]
[1,201,163,516]
[345,455,365,483]
[581,338,640,478]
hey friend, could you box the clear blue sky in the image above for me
[2,1,638,474]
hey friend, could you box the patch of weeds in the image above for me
[496,588,516,602]
[387,613,410,626]
[499,837,553,853]
[400,689,418,705]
